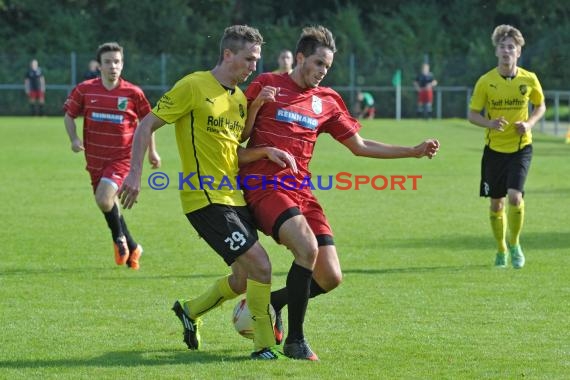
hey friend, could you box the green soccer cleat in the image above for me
[509,245,525,269]
[250,347,283,360]
[172,300,201,350]
[494,252,508,268]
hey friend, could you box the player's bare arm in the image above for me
[63,113,85,152]
[237,146,298,173]
[147,132,162,169]
[241,86,280,141]
[119,113,166,209]
[341,133,440,159]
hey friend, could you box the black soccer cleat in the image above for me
[172,300,201,350]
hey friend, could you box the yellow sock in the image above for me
[489,209,507,253]
[246,279,274,351]
[507,200,525,247]
[187,275,239,319]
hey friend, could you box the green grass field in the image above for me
[1,117,568,379]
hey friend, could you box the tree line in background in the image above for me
[1,0,569,115]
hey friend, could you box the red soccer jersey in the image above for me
[63,78,151,172]
[240,72,360,183]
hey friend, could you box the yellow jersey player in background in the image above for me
[468,24,546,269]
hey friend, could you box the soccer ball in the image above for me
[232,298,276,340]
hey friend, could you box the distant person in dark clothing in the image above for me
[414,63,437,119]
[24,59,45,116]
[83,60,100,80]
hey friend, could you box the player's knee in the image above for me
[490,198,505,212]
[507,192,522,206]
[95,194,114,211]
[282,234,318,268]
[296,242,318,268]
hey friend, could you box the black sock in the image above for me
[103,204,123,242]
[270,287,288,313]
[309,279,326,298]
[271,278,327,313]
[284,262,312,343]
[119,215,138,251]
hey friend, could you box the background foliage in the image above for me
[1,0,569,115]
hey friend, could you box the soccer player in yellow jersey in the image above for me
[468,25,546,269]
[119,25,295,360]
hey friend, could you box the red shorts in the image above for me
[363,107,376,118]
[87,159,130,193]
[28,90,45,102]
[244,187,332,241]
[418,88,433,104]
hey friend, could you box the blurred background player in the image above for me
[468,25,545,269]
[24,59,46,116]
[414,62,437,119]
[63,42,161,270]
[273,49,293,74]
[83,59,100,80]
[356,90,375,119]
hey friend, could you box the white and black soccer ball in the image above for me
[232,298,276,339]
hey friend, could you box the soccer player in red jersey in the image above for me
[238,26,440,359]
[64,42,161,270]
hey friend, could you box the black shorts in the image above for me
[186,204,259,265]
[480,145,532,198]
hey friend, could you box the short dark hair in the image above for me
[218,25,264,63]
[295,25,337,58]
[96,42,123,64]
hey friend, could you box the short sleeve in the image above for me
[153,77,196,124]
[469,77,487,112]
[63,85,84,117]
